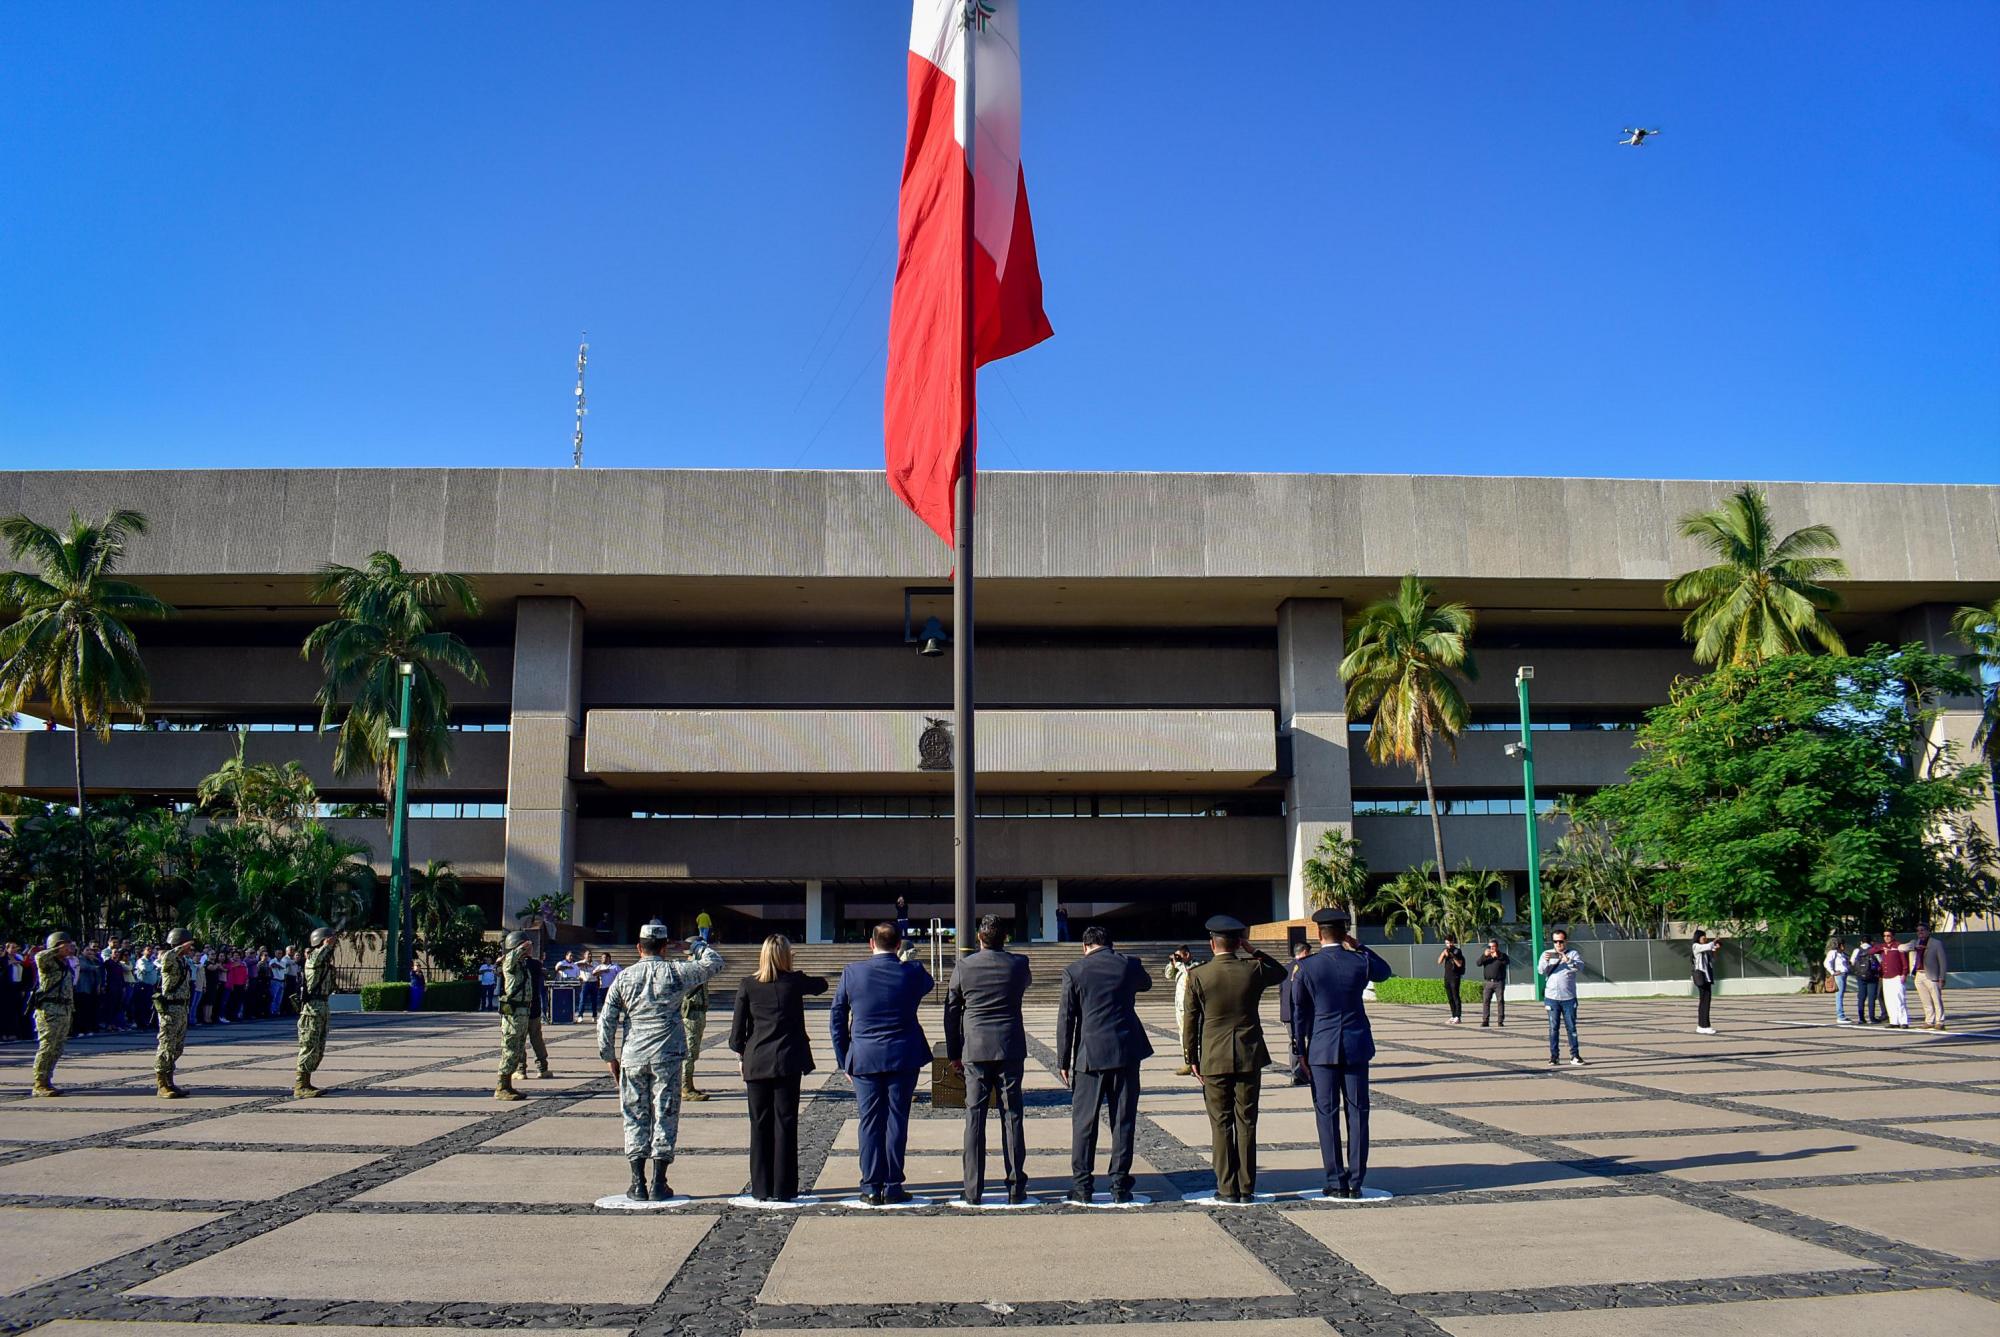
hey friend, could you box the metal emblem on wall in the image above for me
[917,717,952,771]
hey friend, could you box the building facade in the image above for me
[3,468,1996,943]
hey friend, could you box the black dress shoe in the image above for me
[883,1188,913,1205]
[1343,1186,1363,1200]
[1006,1186,1028,1206]
[961,1191,981,1206]
[1111,1188,1133,1204]
[860,1191,885,1207]
[1067,1188,1093,1204]
[1327,1185,1347,1200]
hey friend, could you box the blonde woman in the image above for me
[728,935,828,1202]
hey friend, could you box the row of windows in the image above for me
[1353,797,1560,816]
[1350,717,1641,734]
[8,716,511,734]
[629,795,1279,821]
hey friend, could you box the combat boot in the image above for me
[682,1083,708,1102]
[649,1158,671,1201]
[157,1080,186,1099]
[494,1074,523,1101]
[31,1083,62,1098]
[293,1080,322,1099]
[626,1156,649,1202]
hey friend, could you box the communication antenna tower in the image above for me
[572,334,589,468]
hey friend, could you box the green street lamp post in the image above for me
[386,661,415,983]
[1507,665,1548,1002]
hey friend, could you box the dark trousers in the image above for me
[962,1058,1027,1200]
[1481,980,1506,1025]
[1696,982,1712,1028]
[1203,1070,1262,1199]
[851,1067,919,1194]
[745,1073,802,1201]
[1070,1062,1141,1194]
[1444,975,1464,1020]
[1309,1060,1371,1191]
[1857,977,1882,1023]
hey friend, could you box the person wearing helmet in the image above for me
[155,929,200,1098]
[494,930,535,1100]
[30,932,78,1097]
[293,926,340,1098]
[598,920,724,1202]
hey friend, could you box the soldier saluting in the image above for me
[30,932,78,1097]
[155,929,199,1098]
[494,930,535,1100]
[599,920,725,1203]
[294,926,340,1099]
[1184,914,1287,1203]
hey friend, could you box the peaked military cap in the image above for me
[1310,908,1350,928]
[1204,914,1247,936]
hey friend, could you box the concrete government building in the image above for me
[3,468,1997,944]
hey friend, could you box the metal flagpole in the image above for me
[952,2,978,961]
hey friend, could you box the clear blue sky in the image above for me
[3,3,1996,483]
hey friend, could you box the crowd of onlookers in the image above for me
[473,947,626,1017]
[0,937,308,1040]
[1823,926,1952,1030]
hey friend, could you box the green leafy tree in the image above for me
[1368,862,1445,943]
[1949,597,2000,820]
[0,509,173,929]
[1664,485,1848,667]
[197,731,316,830]
[1541,795,1666,938]
[408,859,485,976]
[190,821,373,949]
[1439,863,1507,943]
[301,552,485,798]
[1580,646,1996,967]
[1341,574,1477,881]
[1300,827,1369,924]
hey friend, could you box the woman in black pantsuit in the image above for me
[729,935,826,1203]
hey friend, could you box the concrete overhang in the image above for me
[580,708,1279,792]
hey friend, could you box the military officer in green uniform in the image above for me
[1183,914,1288,1202]
[495,930,534,1100]
[679,975,710,1101]
[31,931,78,1097]
[294,926,340,1098]
[155,929,199,1098]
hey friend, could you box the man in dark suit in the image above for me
[945,915,1033,1205]
[1055,925,1153,1203]
[1278,941,1313,1085]
[830,921,934,1205]
[1290,908,1393,1199]
[1184,914,1288,1202]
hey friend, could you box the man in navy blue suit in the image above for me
[1290,907,1393,1199]
[830,920,934,1205]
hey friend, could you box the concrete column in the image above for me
[1901,604,1999,855]
[1040,877,1059,943]
[1278,599,1353,920]
[805,879,827,944]
[501,598,584,927]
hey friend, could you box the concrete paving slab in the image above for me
[377,1069,589,1092]
[0,1094,253,1113]
[1560,1126,1995,1180]
[42,1324,623,1337]
[1616,1069,1893,1095]
[1287,1194,1870,1294]
[130,1212,712,1304]
[128,1112,481,1147]
[266,1095,505,1114]
[1150,1109,1466,1146]
[795,1325,1334,1337]
[1248,1141,1610,1196]
[1737,1087,2000,1120]
[761,1214,1290,1304]
[1842,1060,2000,1084]
[1460,1100,1786,1137]
[0,1110,180,1142]
[1742,1178,2000,1259]
[0,1207,222,1296]
[1896,1117,2000,1145]
[1436,1288,2000,1337]
[0,1147,378,1201]
[1373,1076,1627,1104]
[353,1152,637,1203]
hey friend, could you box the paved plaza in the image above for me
[2,991,1998,1336]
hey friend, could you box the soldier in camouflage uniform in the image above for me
[154,929,199,1098]
[598,921,724,1201]
[31,932,78,1097]
[294,927,340,1098]
[679,976,710,1101]
[495,931,533,1100]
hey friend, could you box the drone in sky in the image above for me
[1618,127,1662,147]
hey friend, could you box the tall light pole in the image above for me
[1506,665,1546,1001]
[386,661,415,983]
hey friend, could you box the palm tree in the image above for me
[1341,573,1477,881]
[197,731,316,830]
[1300,827,1369,926]
[0,510,173,930]
[1665,486,1849,666]
[301,552,485,797]
[1369,863,1444,944]
[1950,597,2000,823]
[1440,863,1507,944]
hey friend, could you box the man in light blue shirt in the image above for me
[1538,929,1585,1068]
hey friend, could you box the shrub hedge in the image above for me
[1373,977,1484,1005]
[421,980,482,1012]
[359,982,410,1012]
